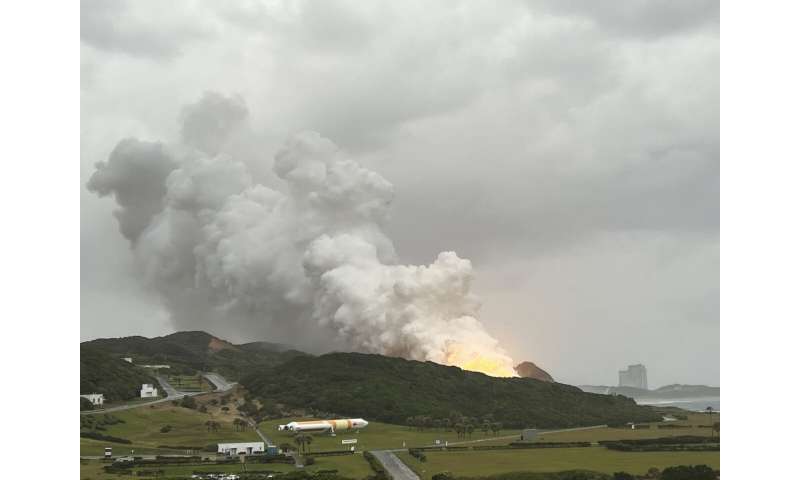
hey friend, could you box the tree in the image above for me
[491,422,502,436]
[279,442,293,454]
[712,421,720,438]
[204,420,220,433]
[705,406,715,437]
[294,433,312,453]
[181,395,197,410]
[612,473,635,480]
[481,421,490,436]
[81,397,94,411]
[466,424,474,439]
[293,435,305,453]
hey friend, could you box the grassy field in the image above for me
[80,402,260,456]
[396,411,721,479]
[539,411,719,443]
[80,454,372,479]
[259,417,523,452]
[398,447,720,479]
[167,374,212,392]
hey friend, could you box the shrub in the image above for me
[81,397,94,410]
[160,425,172,433]
[304,456,315,466]
[204,444,218,453]
[180,395,197,409]
[409,449,427,462]
[432,473,454,480]
[612,473,635,480]
[660,465,716,480]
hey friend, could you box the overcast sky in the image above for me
[80,0,719,388]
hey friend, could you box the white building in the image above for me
[217,442,265,456]
[122,357,133,363]
[81,393,105,406]
[618,364,648,390]
[140,384,159,398]
[140,365,171,369]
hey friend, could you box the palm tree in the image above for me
[294,434,306,453]
[279,442,293,454]
[466,424,474,439]
[705,406,715,437]
[492,422,502,436]
[305,434,313,453]
[294,434,312,453]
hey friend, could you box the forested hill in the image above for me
[82,331,307,380]
[80,345,157,401]
[241,352,661,429]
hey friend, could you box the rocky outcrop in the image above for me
[514,361,555,383]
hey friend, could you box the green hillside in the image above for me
[241,352,661,429]
[82,331,307,380]
[80,345,157,402]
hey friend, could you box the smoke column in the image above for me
[88,92,516,377]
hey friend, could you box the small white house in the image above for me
[217,442,265,456]
[81,393,105,406]
[122,357,133,363]
[140,384,159,398]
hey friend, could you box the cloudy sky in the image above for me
[80,0,719,387]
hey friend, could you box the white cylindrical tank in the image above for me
[278,418,369,433]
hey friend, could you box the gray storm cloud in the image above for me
[87,93,516,377]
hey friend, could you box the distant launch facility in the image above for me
[278,418,369,435]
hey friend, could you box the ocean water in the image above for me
[637,397,720,412]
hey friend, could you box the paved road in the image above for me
[202,372,237,392]
[371,450,421,480]
[80,374,224,416]
[245,417,275,447]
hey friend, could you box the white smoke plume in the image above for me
[87,93,516,377]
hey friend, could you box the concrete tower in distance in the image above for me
[618,364,648,390]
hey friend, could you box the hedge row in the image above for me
[80,431,132,444]
[306,450,355,457]
[509,442,592,449]
[598,436,717,446]
[363,451,392,480]
[245,454,295,464]
[602,443,719,452]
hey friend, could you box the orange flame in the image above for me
[444,343,517,378]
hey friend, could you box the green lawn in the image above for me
[80,454,372,479]
[80,403,260,456]
[398,447,720,479]
[260,417,522,452]
[539,412,719,443]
